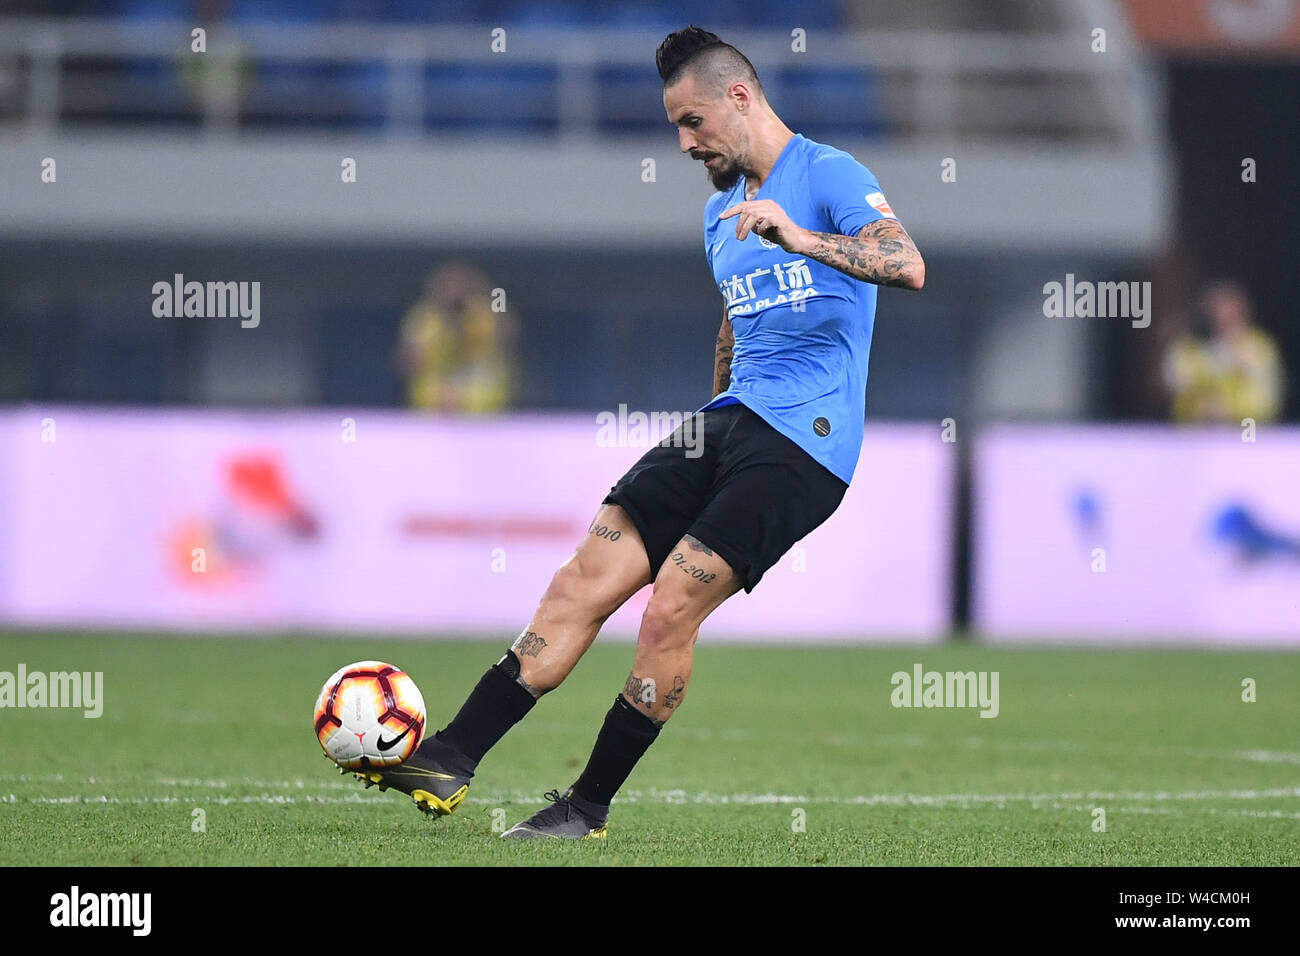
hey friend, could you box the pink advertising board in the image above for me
[974,424,1300,644]
[0,408,953,642]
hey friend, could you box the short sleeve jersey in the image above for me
[698,133,897,484]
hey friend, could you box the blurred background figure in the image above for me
[1163,280,1284,424]
[394,262,517,414]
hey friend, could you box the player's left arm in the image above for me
[797,219,924,291]
[720,199,924,290]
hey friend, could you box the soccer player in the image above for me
[351,26,925,838]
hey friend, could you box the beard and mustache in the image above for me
[695,151,745,192]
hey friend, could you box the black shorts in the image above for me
[603,401,848,593]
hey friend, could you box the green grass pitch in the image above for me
[1,632,1297,866]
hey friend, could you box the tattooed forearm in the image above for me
[713,308,733,397]
[663,675,686,709]
[798,220,925,290]
[512,630,547,657]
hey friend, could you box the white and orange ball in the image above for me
[314,661,426,769]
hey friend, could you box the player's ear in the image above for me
[727,81,750,113]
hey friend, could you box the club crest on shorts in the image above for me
[813,417,831,437]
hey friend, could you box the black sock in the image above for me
[431,650,537,766]
[570,695,661,810]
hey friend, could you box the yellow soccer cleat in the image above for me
[348,733,474,818]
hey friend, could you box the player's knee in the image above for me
[543,553,609,627]
[545,557,584,601]
[637,590,695,654]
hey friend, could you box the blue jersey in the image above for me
[697,133,896,485]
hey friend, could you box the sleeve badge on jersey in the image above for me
[865,191,897,218]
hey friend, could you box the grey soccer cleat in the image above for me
[501,788,608,840]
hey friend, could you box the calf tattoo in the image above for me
[624,673,657,705]
[513,630,547,657]
[516,674,543,699]
[663,676,686,709]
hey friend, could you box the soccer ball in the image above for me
[313,661,426,770]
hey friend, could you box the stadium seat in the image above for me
[321,308,405,406]
[119,0,199,20]
[494,0,589,28]
[243,59,389,132]
[595,64,663,135]
[777,67,886,140]
[423,63,558,134]
[70,320,171,403]
[386,0,492,22]
[227,0,328,23]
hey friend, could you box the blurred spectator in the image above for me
[1162,279,1284,424]
[394,262,516,413]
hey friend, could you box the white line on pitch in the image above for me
[2,740,1297,787]
[5,786,1299,807]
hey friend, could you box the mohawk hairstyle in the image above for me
[656,25,764,98]
[655,25,726,82]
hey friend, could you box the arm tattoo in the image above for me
[800,220,923,289]
[713,307,733,397]
[512,630,547,657]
